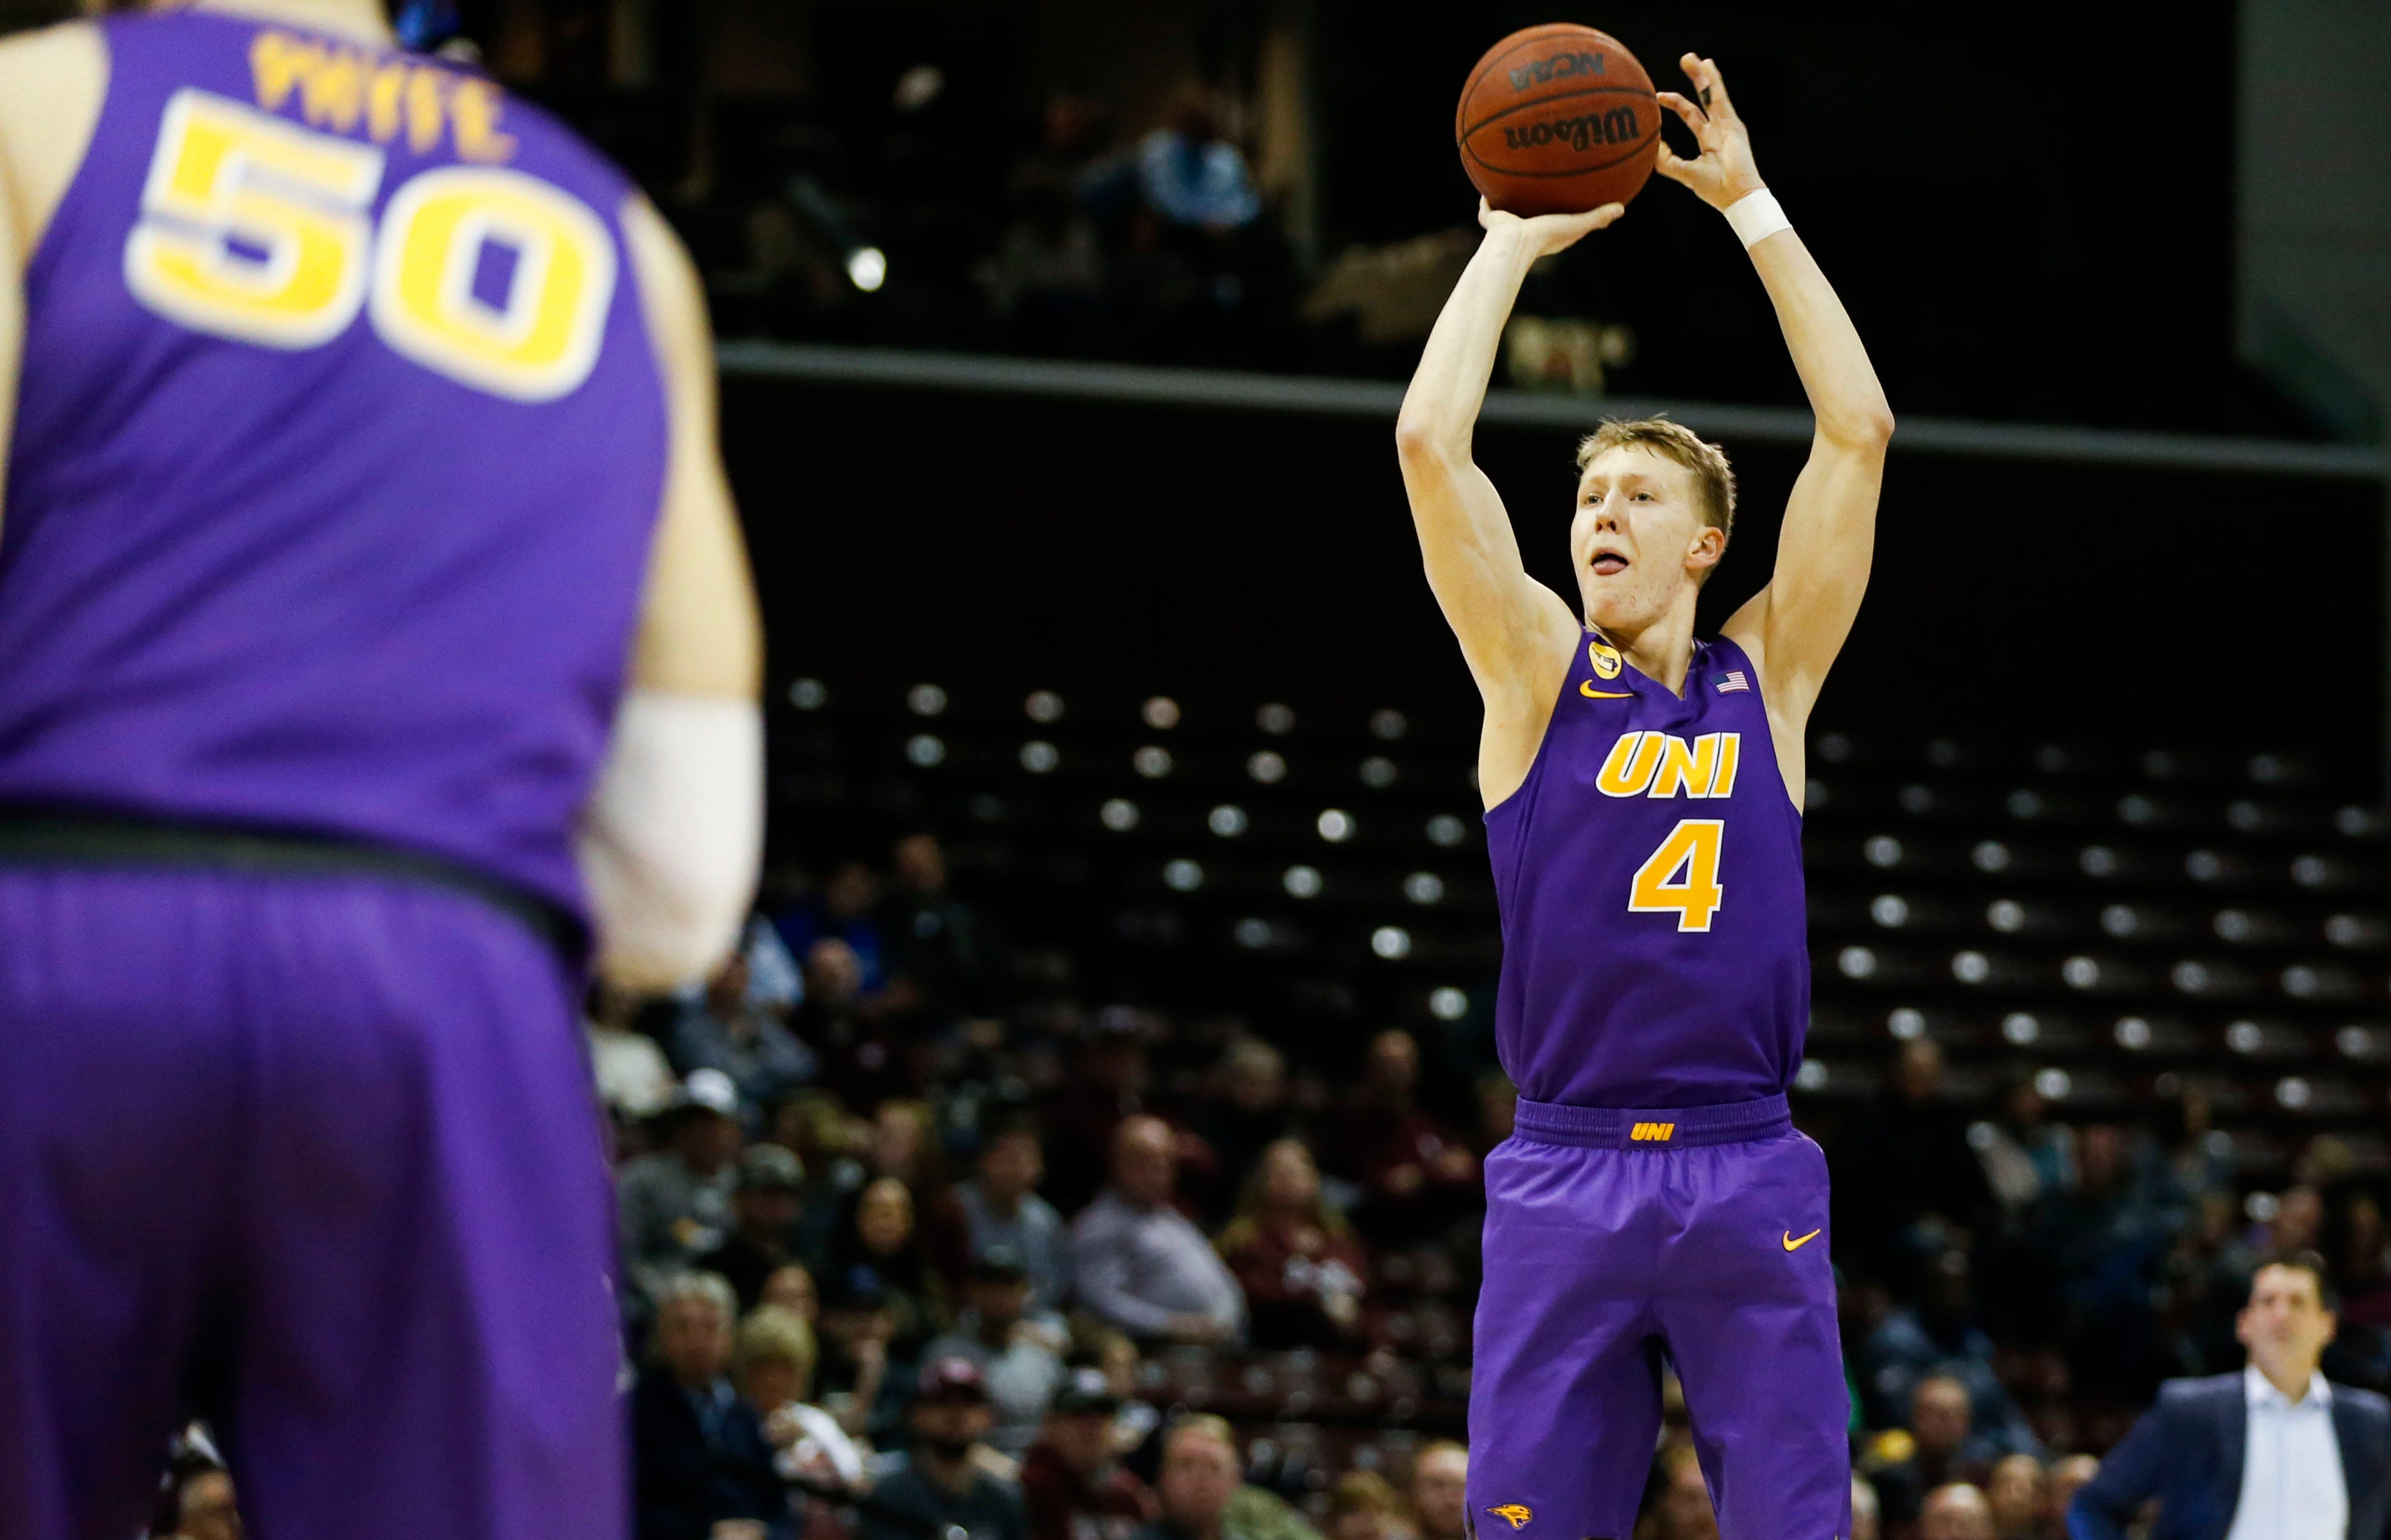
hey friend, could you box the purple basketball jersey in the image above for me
[0,11,667,918]
[1485,632,1809,1108]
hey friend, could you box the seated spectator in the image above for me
[814,1275,898,1444]
[1407,1442,1466,1540]
[1072,1115,1244,1347]
[882,832,1002,1019]
[762,1262,820,1325]
[1850,1475,1881,1540]
[2037,1456,2095,1540]
[2068,1253,2391,1540]
[2144,1082,2231,1214]
[776,861,889,993]
[1136,99,1259,232]
[801,939,915,1110]
[959,1119,1072,1317]
[871,1098,973,1285]
[1636,1444,1716,1540]
[1917,1485,1992,1540]
[152,1451,243,1540]
[1216,1139,1368,1351]
[669,951,817,1115]
[1332,1030,1477,1245]
[923,1250,1067,1459]
[1473,1071,1516,1155]
[1834,1041,1991,1280]
[820,1175,949,1361]
[1135,1416,1320,1540]
[1022,1367,1159,1540]
[1861,1376,1998,1527]
[589,983,677,1123]
[859,1358,1028,1540]
[620,1071,745,1308]
[1971,1072,2076,1215]
[2034,1124,2176,1400]
[1324,1472,1411,1540]
[1981,1455,2039,1540]
[703,1144,810,1309]
[1045,1014,1164,1216]
[735,1306,871,1495]
[1191,1041,1295,1221]
[631,1272,793,1540]
[1862,1249,2039,1453]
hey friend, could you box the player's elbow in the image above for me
[1395,411,1461,467]
[577,689,764,991]
[1820,403,1895,452]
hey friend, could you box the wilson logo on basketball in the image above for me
[1502,106,1641,154]
[1505,51,1606,91]
[1629,1122,1676,1142]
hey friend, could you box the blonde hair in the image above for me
[735,1305,819,1390]
[1329,1471,1410,1521]
[1575,416,1737,541]
[1164,1413,1240,1464]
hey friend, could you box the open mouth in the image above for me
[1590,550,1630,576]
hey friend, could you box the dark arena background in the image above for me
[25,1,2386,1538]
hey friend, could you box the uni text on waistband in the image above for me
[1512,1092,1792,1149]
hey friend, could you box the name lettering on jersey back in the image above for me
[251,31,518,164]
[1595,730,1740,799]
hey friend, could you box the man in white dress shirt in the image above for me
[2071,1253,2390,1540]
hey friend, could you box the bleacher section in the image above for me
[775,675,2391,1185]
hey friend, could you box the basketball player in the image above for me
[1396,56,1891,1540]
[0,2,762,1537]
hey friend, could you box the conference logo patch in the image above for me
[1588,640,1623,679]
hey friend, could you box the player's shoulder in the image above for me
[0,21,107,137]
[0,15,104,81]
[0,20,107,247]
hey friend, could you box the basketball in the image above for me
[1455,23,1661,217]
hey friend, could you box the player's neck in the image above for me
[1594,608,1698,698]
[181,0,395,47]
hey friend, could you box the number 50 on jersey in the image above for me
[124,89,614,403]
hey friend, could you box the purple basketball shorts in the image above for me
[0,862,623,1540]
[1467,1094,1849,1540]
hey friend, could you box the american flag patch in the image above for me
[1715,671,1749,693]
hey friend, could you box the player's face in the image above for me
[1569,447,1722,633]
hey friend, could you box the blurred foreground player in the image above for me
[1396,55,1892,1540]
[0,1,762,1537]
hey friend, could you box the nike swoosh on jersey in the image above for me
[1783,1228,1822,1252]
[1580,683,1634,698]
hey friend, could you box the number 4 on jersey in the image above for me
[1629,818,1724,932]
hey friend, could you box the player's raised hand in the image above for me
[1478,195,1625,259]
[1654,54,1766,210]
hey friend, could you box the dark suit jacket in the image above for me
[2069,1371,2391,1540]
[630,1364,795,1540]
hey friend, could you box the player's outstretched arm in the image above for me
[1656,55,1893,737]
[1396,201,1617,800]
[575,196,767,991]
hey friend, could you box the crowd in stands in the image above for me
[149,829,2391,1540]
[694,82,1393,376]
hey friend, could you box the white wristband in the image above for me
[1723,188,1791,250]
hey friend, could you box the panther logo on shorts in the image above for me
[1486,1506,1534,1530]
